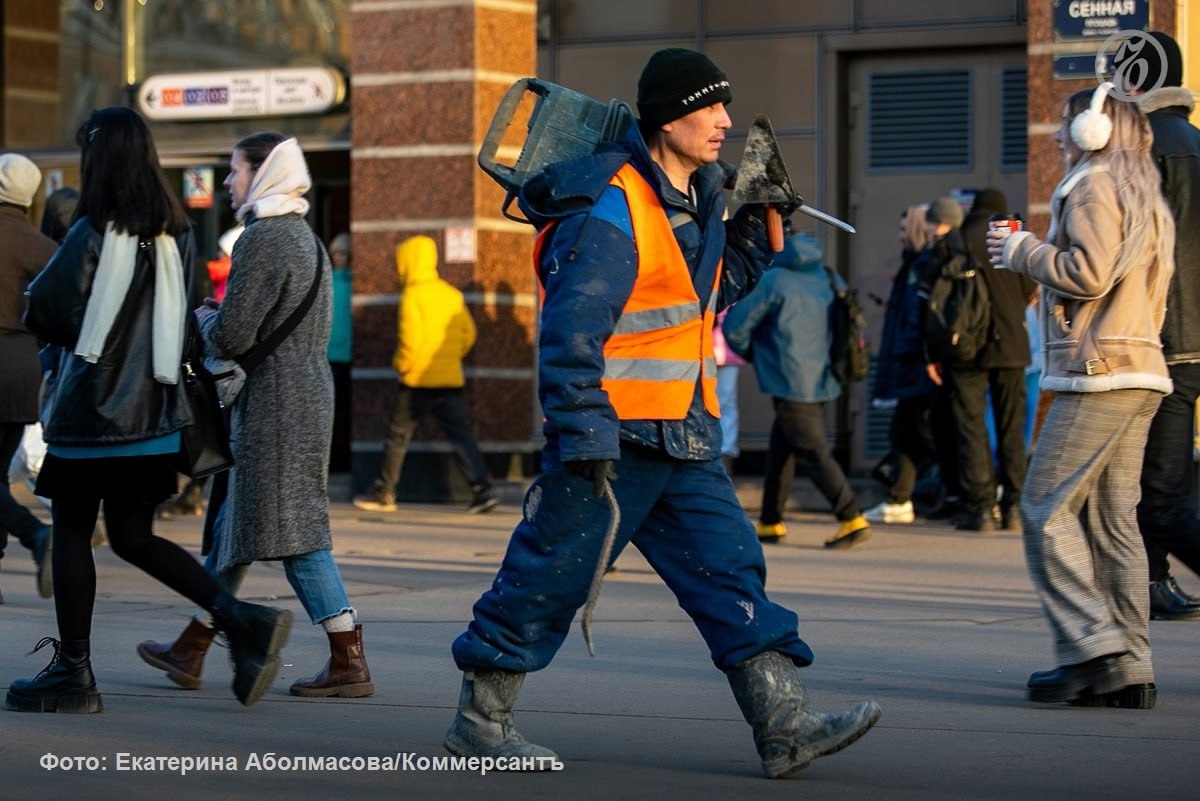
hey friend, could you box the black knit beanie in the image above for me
[637,48,732,133]
[1114,31,1184,90]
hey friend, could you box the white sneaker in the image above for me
[864,500,915,524]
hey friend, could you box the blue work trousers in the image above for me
[452,447,814,673]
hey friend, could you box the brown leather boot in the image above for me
[136,618,216,690]
[289,624,374,698]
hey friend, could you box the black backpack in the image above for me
[824,266,870,384]
[923,254,992,367]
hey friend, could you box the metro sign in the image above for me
[139,67,345,121]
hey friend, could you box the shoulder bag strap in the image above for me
[238,230,325,375]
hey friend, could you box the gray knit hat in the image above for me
[0,153,41,208]
[925,196,964,229]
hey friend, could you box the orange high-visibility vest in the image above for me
[534,163,721,420]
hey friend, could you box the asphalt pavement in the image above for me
[1,479,1197,801]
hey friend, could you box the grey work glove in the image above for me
[565,459,616,499]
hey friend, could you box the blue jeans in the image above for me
[452,447,814,673]
[204,506,353,624]
[716,365,740,457]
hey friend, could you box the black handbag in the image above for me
[176,319,235,479]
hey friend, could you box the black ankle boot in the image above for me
[1026,653,1126,703]
[211,593,293,707]
[6,637,103,714]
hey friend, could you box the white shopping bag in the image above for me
[8,422,51,511]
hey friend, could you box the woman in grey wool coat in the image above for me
[136,132,373,699]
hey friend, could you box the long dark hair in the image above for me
[234,131,288,171]
[73,107,189,238]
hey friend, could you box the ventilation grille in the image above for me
[1001,67,1029,171]
[868,69,972,172]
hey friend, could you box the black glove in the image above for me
[565,459,616,499]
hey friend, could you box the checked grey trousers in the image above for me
[1021,388,1161,684]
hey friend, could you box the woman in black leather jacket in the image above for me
[6,107,291,715]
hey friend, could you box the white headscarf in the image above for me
[74,222,186,384]
[235,137,311,222]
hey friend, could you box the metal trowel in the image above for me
[732,114,856,250]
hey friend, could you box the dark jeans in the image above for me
[374,385,490,497]
[0,422,45,560]
[761,398,860,524]
[946,367,1027,516]
[1138,361,1200,580]
[886,396,938,504]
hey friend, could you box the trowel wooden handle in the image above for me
[766,207,784,252]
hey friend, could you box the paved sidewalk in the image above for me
[1,488,1198,801]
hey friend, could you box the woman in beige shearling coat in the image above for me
[989,83,1175,709]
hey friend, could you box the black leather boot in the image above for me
[1026,653,1127,703]
[1149,578,1200,621]
[211,592,293,707]
[1165,576,1200,607]
[6,637,103,714]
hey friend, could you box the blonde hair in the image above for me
[902,204,931,253]
[1065,89,1175,297]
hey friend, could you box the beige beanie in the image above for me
[0,153,42,208]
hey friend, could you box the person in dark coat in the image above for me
[866,204,960,524]
[953,188,1036,531]
[1121,32,1200,619]
[0,153,56,603]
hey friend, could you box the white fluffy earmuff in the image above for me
[1070,82,1115,152]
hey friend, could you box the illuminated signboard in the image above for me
[139,67,345,121]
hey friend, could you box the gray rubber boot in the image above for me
[727,651,881,779]
[443,670,559,767]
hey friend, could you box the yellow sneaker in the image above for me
[825,516,871,550]
[756,522,787,543]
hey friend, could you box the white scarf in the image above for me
[235,137,311,223]
[74,222,186,384]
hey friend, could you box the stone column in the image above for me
[348,0,538,499]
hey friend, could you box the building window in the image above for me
[867,69,972,172]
